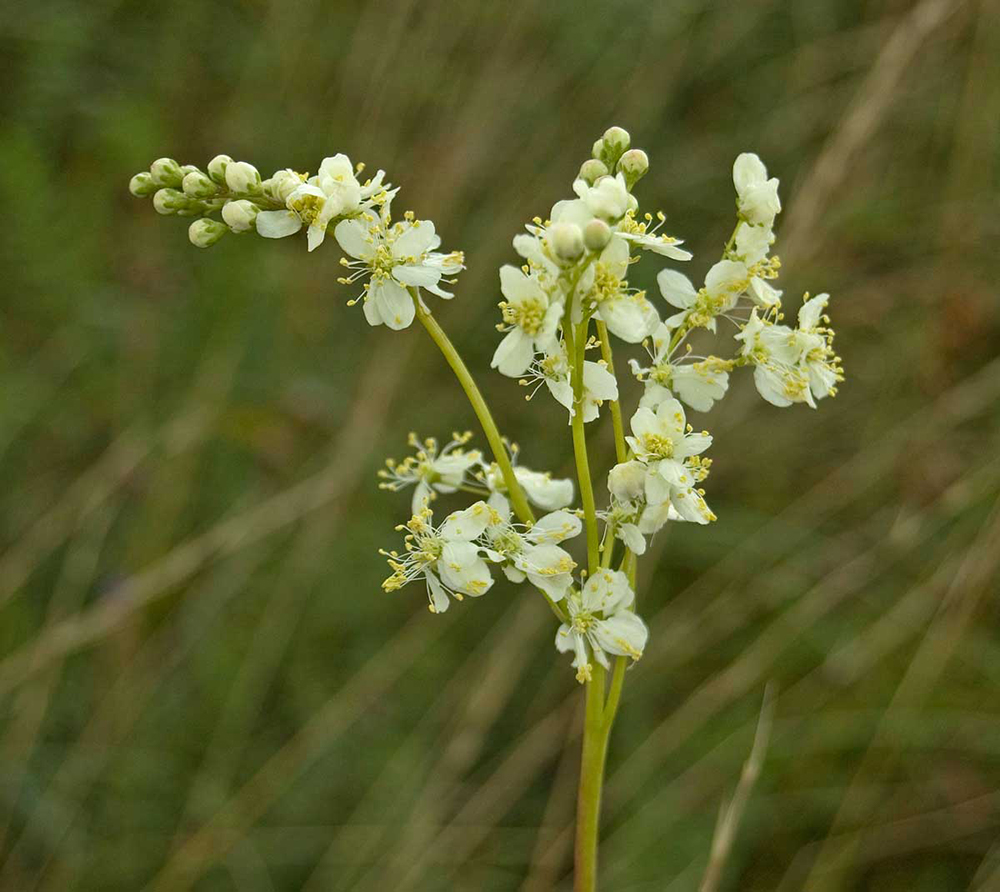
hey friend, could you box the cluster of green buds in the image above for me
[579,125,650,192]
[128,154,304,248]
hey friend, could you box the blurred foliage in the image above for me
[1,0,1000,890]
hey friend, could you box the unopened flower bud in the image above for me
[608,460,646,501]
[602,126,631,159]
[188,218,228,248]
[267,168,303,204]
[129,172,157,197]
[149,157,183,188]
[222,199,259,232]
[225,161,261,194]
[592,139,605,161]
[152,188,187,215]
[182,170,218,199]
[207,154,233,184]
[179,164,200,178]
[618,149,649,189]
[578,159,609,185]
[583,218,612,252]
[550,222,584,261]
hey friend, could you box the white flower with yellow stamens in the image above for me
[334,207,464,330]
[527,346,618,424]
[379,432,483,514]
[631,321,732,413]
[491,265,564,377]
[381,502,495,613]
[626,399,715,524]
[483,494,581,601]
[555,569,648,683]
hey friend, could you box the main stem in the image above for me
[575,662,608,892]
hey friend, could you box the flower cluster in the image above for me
[129,126,843,685]
[129,152,463,330]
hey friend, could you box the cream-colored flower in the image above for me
[555,569,648,683]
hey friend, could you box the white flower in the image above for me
[515,467,575,510]
[573,173,631,221]
[795,293,842,402]
[704,259,750,314]
[656,260,749,333]
[733,153,781,226]
[532,347,618,424]
[555,569,648,683]
[587,235,660,343]
[334,209,464,330]
[255,154,394,251]
[669,361,731,413]
[491,265,564,377]
[616,210,693,260]
[630,322,731,413]
[734,310,813,408]
[381,503,495,613]
[483,462,575,512]
[626,399,715,524]
[483,494,580,601]
[379,432,483,514]
[608,460,646,501]
[265,169,306,204]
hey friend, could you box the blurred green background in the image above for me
[2,0,999,889]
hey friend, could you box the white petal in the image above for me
[371,279,415,331]
[307,223,326,252]
[392,221,437,259]
[515,467,574,511]
[593,612,648,659]
[733,152,767,194]
[440,501,493,541]
[657,269,698,309]
[583,362,618,401]
[528,511,582,544]
[491,328,535,378]
[426,570,451,613]
[393,264,441,288]
[334,218,373,259]
[256,210,303,239]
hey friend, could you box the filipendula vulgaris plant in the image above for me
[129,127,843,891]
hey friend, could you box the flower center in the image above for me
[288,192,324,225]
[642,433,675,459]
[502,297,547,335]
[571,610,596,634]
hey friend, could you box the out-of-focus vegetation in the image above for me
[2,0,999,889]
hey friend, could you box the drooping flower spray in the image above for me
[129,126,842,891]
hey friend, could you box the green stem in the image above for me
[564,316,600,574]
[575,663,609,892]
[595,320,627,465]
[412,295,535,525]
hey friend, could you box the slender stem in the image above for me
[412,295,535,525]
[574,663,608,892]
[595,320,627,464]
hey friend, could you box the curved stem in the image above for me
[412,295,534,525]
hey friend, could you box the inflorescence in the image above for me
[129,125,843,683]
